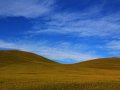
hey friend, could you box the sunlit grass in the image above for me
[0,50,120,90]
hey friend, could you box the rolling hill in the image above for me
[0,50,59,66]
[0,50,120,90]
[73,57,120,70]
[0,50,61,74]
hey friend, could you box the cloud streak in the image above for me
[106,40,120,50]
[26,2,120,59]
[29,7,120,39]
[0,0,55,18]
[0,40,16,48]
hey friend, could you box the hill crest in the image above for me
[0,50,120,70]
[0,50,60,67]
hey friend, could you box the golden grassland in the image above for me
[0,50,120,90]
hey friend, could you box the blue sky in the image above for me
[0,0,120,63]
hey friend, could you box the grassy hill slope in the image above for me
[0,50,59,66]
[0,50,61,74]
[73,58,120,70]
[0,50,120,90]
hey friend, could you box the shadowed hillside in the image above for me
[0,50,61,74]
[0,50,59,66]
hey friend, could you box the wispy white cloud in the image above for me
[106,40,120,50]
[26,6,120,58]
[28,9,120,38]
[0,0,55,18]
[102,40,120,56]
[39,48,97,63]
[0,40,16,48]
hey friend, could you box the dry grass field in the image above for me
[0,50,120,90]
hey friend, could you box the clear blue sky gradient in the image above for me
[0,0,120,63]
